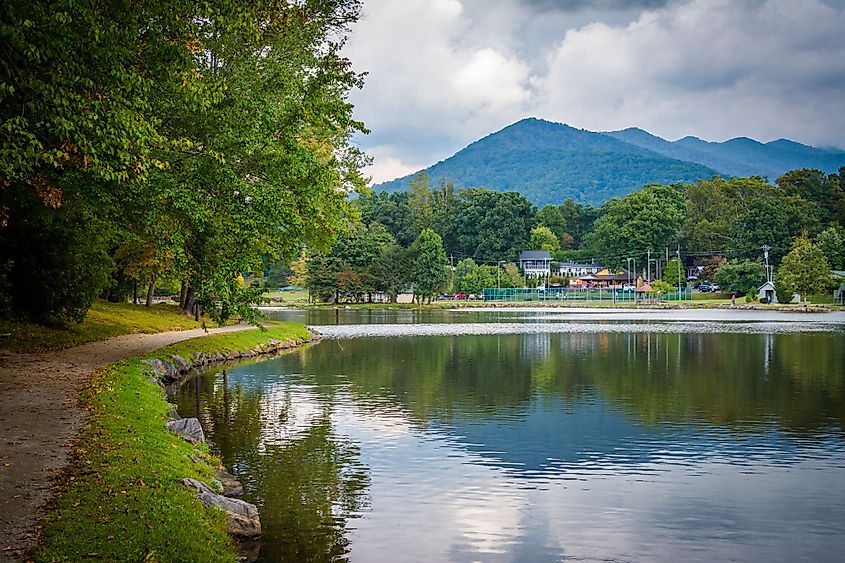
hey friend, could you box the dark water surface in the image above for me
[175,310,845,562]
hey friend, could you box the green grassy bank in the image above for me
[0,301,215,353]
[34,322,311,562]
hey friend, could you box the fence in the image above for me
[481,287,692,303]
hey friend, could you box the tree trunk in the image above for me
[145,272,157,307]
[179,280,188,309]
[183,287,195,315]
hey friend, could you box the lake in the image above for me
[174,309,845,562]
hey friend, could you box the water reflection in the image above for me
[175,330,845,562]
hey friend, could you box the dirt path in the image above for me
[0,324,254,561]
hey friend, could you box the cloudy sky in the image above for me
[342,0,845,184]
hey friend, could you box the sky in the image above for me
[341,0,845,184]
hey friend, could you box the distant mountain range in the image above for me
[375,118,845,206]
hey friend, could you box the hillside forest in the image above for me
[301,169,845,303]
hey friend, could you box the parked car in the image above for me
[621,284,636,292]
[709,283,720,292]
[697,282,712,292]
[453,293,467,300]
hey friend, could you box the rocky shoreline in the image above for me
[141,332,320,556]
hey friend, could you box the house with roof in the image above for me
[572,268,634,287]
[558,261,603,277]
[518,250,551,277]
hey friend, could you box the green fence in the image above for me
[481,287,692,302]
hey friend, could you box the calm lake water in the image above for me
[175,309,845,562]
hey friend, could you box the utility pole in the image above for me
[647,249,651,282]
[762,244,771,282]
[677,245,682,298]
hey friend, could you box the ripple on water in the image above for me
[312,320,845,339]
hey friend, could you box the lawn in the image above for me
[34,323,311,563]
[0,301,213,353]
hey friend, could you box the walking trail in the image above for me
[0,324,253,561]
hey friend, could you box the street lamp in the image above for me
[762,244,771,282]
[625,258,636,285]
[497,260,506,302]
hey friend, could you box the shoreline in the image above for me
[2,323,314,563]
[259,301,840,312]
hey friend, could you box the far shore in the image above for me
[259,300,841,313]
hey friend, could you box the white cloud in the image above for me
[534,0,845,145]
[363,146,423,184]
[345,0,845,182]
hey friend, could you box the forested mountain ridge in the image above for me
[608,127,845,180]
[375,118,845,206]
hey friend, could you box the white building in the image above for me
[518,251,551,277]
[558,261,602,277]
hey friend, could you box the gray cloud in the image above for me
[516,0,670,11]
[345,0,845,183]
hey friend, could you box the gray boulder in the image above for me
[170,354,191,373]
[215,467,244,498]
[167,417,205,444]
[180,478,261,537]
[143,358,179,383]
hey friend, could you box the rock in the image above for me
[170,354,191,373]
[143,359,179,384]
[167,417,205,444]
[189,454,204,464]
[180,478,261,537]
[215,467,244,499]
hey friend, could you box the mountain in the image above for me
[374,118,845,206]
[376,118,719,206]
[608,129,845,182]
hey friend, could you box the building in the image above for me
[572,268,634,287]
[558,261,603,277]
[518,250,551,277]
[758,281,777,304]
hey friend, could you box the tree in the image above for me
[774,237,831,303]
[373,244,410,303]
[529,225,560,252]
[817,225,845,270]
[535,205,566,245]
[452,189,534,262]
[713,260,767,295]
[454,258,479,294]
[1,1,370,324]
[501,263,525,288]
[410,229,448,304]
[586,184,685,266]
[661,257,685,288]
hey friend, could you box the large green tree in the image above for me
[817,225,845,270]
[410,228,448,304]
[529,225,560,252]
[1,0,369,323]
[774,237,831,302]
[713,260,767,295]
[586,184,685,266]
[452,189,534,262]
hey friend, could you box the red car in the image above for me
[453,293,467,300]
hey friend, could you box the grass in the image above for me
[0,301,215,353]
[34,322,311,563]
[262,288,309,305]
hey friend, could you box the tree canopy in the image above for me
[1,0,368,323]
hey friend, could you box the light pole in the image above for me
[497,261,506,302]
[649,258,658,283]
[762,244,771,282]
[677,245,682,300]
